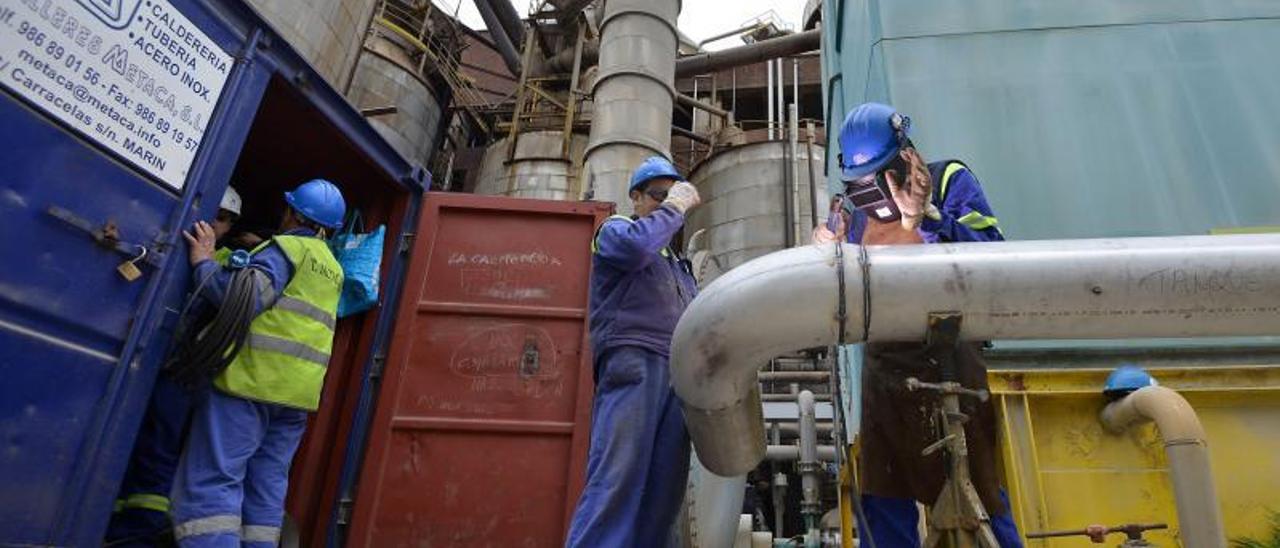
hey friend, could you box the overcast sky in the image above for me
[436,0,806,51]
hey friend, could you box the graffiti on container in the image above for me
[448,323,565,398]
[447,251,564,268]
[448,251,563,301]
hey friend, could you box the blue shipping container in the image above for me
[0,0,426,545]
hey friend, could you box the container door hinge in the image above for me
[398,233,414,254]
[336,496,354,525]
[370,351,387,380]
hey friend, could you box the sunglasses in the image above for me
[644,187,669,202]
[215,210,239,224]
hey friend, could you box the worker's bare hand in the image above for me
[183,221,217,265]
[885,148,933,230]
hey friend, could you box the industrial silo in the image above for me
[474,131,590,200]
[685,141,827,282]
[346,34,446,169]
[244,0,376,90]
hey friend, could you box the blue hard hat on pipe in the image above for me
[629,156,684,193]
[285,179,346,230]
[838,102,911,180]
[1103,364,1158,398]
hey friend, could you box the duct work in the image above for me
[669,234,1280,477]
[583,0,680,213]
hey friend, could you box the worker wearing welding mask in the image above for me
[566,156,702,547]
[813,103,1022,547]
[105,186,245,547]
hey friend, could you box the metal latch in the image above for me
[520,336,540,378]
[46,205,167,267]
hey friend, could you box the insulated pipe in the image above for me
[670,235,1280,476]
[798,390,822,537]
[1100,386,1226,547]
[583,0,679,214]
[675,29,821,78]
[473,0,523,76]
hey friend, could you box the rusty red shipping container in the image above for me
[342,194,612,546]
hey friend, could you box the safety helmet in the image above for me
[219,186,242,216]
[285,179,346,230]
[1103,364,1158,399]
[838,102,911,181]
[629,156,684,193]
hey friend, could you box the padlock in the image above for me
[117,261,143,281]
[117,246,148,282]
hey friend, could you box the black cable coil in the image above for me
[167,267,260,388]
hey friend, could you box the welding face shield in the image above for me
[843,151,909,223]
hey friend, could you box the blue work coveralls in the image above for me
[566,205,699,548]
[166,228,314,547]
[848,162,1023,547]
[105,244,258,546]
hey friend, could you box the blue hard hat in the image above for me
[285,179,346,230]
[838,102,911,180]
[1103,364,1158,397]
[629,156,684,193]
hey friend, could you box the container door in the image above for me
[345,193,612,547]
[0,1,242,544]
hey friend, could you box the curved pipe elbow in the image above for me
[1100,385,1208,446]
[672,244,862,476]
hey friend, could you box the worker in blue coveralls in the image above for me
[168,179,345,547]
[106,186,246,547]
[813,103,1023,547]
[566,156,702,548]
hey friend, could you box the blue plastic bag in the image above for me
[329,213,384,318]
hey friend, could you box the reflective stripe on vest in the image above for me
[957,211,1000,230]
[242,525,282,543]
[938,162,966,202]
[174,514,241,540]
[215,235,342,411]
[115,493,169,513]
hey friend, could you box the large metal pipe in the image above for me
[1100,386,1226,547]
[582,0,679,214]
[670,234,1280,476]
[482,0,525,47]
[473,0,523,76]
[675,29,821,78]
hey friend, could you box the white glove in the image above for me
[662,181,702,215]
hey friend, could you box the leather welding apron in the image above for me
[858,342,1006,514]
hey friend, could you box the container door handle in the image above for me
[520,336,540,378]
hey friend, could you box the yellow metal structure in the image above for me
[838,365,1280,547]
[990,366,1280,546]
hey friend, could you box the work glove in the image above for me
[812,196,849,244]
[885,148,941,231]
[662,181,702,215]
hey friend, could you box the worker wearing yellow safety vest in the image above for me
[167,180,345,547]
